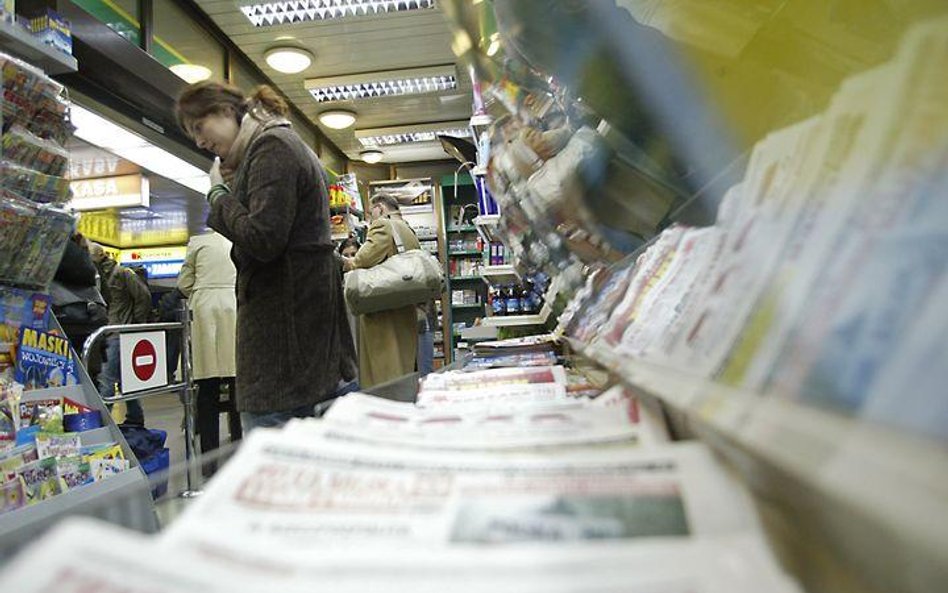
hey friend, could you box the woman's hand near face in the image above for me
[209,157,224,186]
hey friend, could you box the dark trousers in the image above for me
[99,336,144,425]
[195,377,241,462]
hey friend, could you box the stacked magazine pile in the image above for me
[558,18,948,440]
[0,340,802,592]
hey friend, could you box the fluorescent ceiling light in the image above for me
[71,105,211,194]
[240,0,435,26]
[169,64,212,84]
[360,149,384,164]
[306,65,457,103]
[355,121,472,147]
[265,46,313,74]
[318,109,357,129]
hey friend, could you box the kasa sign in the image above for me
[69,174,150,211]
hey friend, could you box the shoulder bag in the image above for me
[344,220,443,315]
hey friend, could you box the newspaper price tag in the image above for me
[119,331,167,394]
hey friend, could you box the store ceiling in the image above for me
[67,137,209,246]
[193,1,471,163]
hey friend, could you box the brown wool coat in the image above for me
[207,125,357,413]
[351,216,420,387]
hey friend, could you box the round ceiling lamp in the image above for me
[170,63,212,84]
[319,109,357,130]
[360,149,384,164]
[265,46,314,74]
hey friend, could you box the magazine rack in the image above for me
[0,314,159,562]
[0,36,156,557]
[441,3,948,593]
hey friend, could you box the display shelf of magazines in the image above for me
[543,20,948,589]
[0,50,157,558]
[474,11,948,590]
[0,376,159,560]
[565,335,948,590]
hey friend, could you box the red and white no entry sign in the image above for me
[131,339,157,381]
[120,331,168,394]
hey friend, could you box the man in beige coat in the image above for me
[344,195,420,387]
[178,231,238,466]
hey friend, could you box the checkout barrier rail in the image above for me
[81,303,202,498]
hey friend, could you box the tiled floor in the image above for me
[114,393,241,527]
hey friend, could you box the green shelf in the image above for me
[448,250,482,257]
[450,276,482,282]
[447,226,478,233]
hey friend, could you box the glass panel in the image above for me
[73,0,140,45]
[152,0,226,81]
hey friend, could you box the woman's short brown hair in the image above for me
[176,82,289,137]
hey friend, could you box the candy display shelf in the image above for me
[0,19,76,75]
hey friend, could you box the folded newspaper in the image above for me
[161,429,760,550]
[0,517,801,593]
[0,362,800,592]
[287,390,645,450]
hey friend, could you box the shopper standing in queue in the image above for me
[342,194,420,387]
[177,230,239,472]
[90,244,151,426]
[175,82,356,431]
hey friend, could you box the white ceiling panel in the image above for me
[193,0,470,162]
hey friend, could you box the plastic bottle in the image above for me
[493,286,507,316]
[521,282,536,315]
[506,284,521,315]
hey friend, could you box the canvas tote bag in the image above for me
[344,220,443,315]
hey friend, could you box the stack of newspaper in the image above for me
[0,362,802,592]
[558,18,948,439]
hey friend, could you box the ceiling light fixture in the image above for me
[306,65,457,103]
[318,109,357,129]
[360,149,384,164]
[70,105,211,194]
[169,63,212,84]
[355,121,472,147]
[265,46,314,74]
[240,0,436,26]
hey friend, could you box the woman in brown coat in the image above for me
[176,82,356,431]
